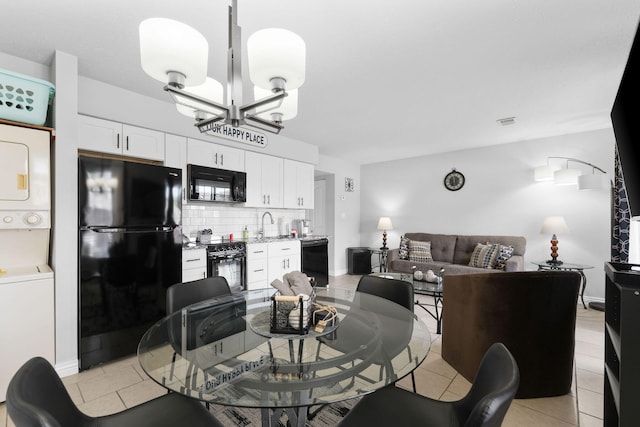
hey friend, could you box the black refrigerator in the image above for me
[78,156,182,370]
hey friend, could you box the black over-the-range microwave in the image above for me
[187,164,247,203]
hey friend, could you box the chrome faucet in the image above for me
[259,211,274,239]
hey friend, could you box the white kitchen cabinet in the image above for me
[283,159,314,209]
[78,115,165,161]
[187,138,245,172]
[245,151,283,208]
[182,248,207,283]
[246,242,269,290]
[267,240,301,284]
[165,134,187,204]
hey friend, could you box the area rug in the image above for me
[209,398,359,426]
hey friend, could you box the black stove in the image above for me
[206,241,246,291]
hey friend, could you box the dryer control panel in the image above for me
[0,210,50,229]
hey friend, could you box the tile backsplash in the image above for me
[182,204,308,241]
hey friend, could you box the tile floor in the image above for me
[1,274,605,426]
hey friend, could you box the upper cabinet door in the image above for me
[122,124,165,161]
[283,159,314,209]
[187,138,245,172]
[78,115,122,155]
[164,134,187,203]
[78,115,165,162]
[245,151,282,208]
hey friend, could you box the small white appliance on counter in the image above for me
[0,123,54,402]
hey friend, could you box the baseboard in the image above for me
[55,358,79,378]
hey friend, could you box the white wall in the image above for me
[316,155,361,276]
[361,128,614,303]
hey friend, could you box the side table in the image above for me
[532,261,593,309]
[369,247,389,272]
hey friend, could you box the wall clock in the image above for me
[444,169,465,191]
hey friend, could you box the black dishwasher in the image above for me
[300,238,329,287]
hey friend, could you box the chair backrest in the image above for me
[356,275,414,312]
[458,343,520,427]
[166,276,232,314]
[7,357,90,427]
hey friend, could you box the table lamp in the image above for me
[377,217,393,250]
[540,216,569,265]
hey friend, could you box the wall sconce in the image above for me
[534,157,607,190]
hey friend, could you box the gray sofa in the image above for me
[387,232,526,275]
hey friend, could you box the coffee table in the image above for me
[370,272,444,334]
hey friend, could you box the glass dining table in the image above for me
[138,287,431,427]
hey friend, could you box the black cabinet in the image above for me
[347,247,371,274]
[604,262,640,426]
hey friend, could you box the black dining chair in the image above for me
[310,275,418,420]
[338,342,520,427]
[165,276,238,400]
[6,356,224,427]
[166,276,233,314]
[353,274,417,391]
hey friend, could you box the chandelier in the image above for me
[138,0,305,135]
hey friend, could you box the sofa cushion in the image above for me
[408,240,433,263]
[495,245,515,270]
[399,235,410,260]
[453,235,526,265]
[405,233,457,263]
[468,243,500,268]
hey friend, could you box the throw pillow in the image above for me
[495,244,515,270]
[409,240,433,263]
[399,235,410,260]
[468,243,500,269]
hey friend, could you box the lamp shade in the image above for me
[534,164,560,182]
[247,28,306,91]
[553,168,581,185]
[578,173,606,191]
[254,87,298,121]
[377,217,393,231]
[540,216,569,235]
[139,18,209,86]
[176,77,224,119]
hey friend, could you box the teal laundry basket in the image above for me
[0,68,55,126]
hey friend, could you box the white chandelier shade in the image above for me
[254,87,298,121]
[176,77,224,119]
[247,28,306,91]
[139,18,209,87]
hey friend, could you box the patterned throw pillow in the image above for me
[399,235,410,260]
[468,243,500,269]
[409,240,433,263]
[495,245,514,270]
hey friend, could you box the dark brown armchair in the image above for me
[441,270,581,398]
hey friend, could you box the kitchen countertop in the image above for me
[182,235,329,250]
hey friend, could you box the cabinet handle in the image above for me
[301,197,303,206]
[287,259,290,268]
[201,272,206,279]
[263,194,266,204]
[126,136,129,151]
[117,134,120,149]
[268,195,271,205]
[254,268,264,272]
[282,259,286,268]
[221,154,224,165]
[185,258,201,262]
[214,153,218,164]
[183,188,186,201]
[281,248,290,252]
[254,250,265,254]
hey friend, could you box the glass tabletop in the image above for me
[532,261,594,270]
[137,287,431,409]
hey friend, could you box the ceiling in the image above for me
[2,1,639,165]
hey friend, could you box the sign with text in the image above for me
[201,123,268,148]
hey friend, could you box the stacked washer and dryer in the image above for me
[0,123,55,402]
